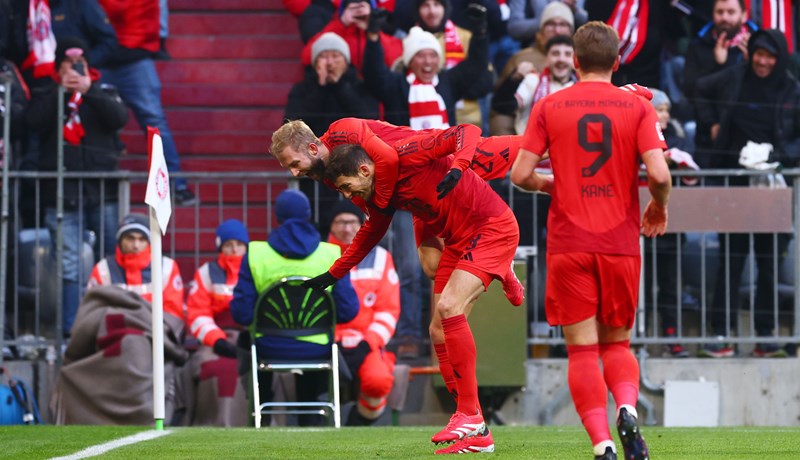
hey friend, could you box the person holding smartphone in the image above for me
[25,36,129,338]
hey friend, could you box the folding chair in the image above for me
[249,276,341,428]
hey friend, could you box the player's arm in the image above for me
[510,96,553,193]
[510,148,554,194]
[408,124,481,199]
[364,250,400,350]
[328,201,395,279]
[641,147,671,238]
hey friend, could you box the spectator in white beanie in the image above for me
[362,4,493,130]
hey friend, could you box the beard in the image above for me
[716,21,742,38]
[307,155,327,181]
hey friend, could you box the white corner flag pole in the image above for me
[144,127,172,431]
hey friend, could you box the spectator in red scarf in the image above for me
[362,5,492,129]
[26,36,128,337]
[413,0,487,128]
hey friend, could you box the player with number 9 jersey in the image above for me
[520,81,666,256]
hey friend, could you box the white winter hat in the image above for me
[539,2,574,29]
[402,26,444,67]
[311,32,351,64]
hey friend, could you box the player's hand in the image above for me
[436,168,462,199]
[302,271,338,290]
[213,338,238,359]
[641,199,668,238]
[619,83,652,101]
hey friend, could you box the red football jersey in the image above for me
[521,81,666,255]
[390,127,511,246]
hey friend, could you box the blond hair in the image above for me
[573,21,619,73]
[270,120,320,157]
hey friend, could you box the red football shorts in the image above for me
[433,209,519,294]
[545,252,641,328]
[413,215,442,249]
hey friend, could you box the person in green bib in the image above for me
[230,189,358,425]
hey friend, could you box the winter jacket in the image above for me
[50,0,119,69]
[88,246,186,321]
[26,77,128,209]
[328,235,399,352]
[284,65,380,136]
[98,0,160,52]
[695,29,800,170]
[684,19,759,100]
[186,255,245,348]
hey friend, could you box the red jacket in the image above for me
[329,235,400,351]
[185,255,244,347]
[302,17,402,72]
[283,0,395,17]
[98,0,160,52]
[88,246,185,320]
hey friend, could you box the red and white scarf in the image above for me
[748,0,795,53]
[407,73,449,130]
[443,20,465,69]
[22,0,56,78]
[607,0,649,65]
[715,24,750,48]
[64,92,85,145]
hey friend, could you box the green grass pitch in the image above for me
[2,425,799,459]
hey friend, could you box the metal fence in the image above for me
[2,82,799,363]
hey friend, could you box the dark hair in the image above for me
[325,144,372,183]
[573,21,619,73]
[545,34,574,52]
[714,0,745,11]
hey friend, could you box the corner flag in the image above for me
[145,126,169,430]
[145,127,172,234]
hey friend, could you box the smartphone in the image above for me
[72,62,85,76]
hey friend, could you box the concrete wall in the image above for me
[7,356,800,426]
[497,357,800,426]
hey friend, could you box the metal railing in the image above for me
[1,78,797,361]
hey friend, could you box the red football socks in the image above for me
[567,344,611,446]
[434,342,458,400]
[600,340,639,409]
[442,314,480,415]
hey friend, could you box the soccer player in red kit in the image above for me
[321,126,521,454]
[270,118,524,302]
[510,22,671,460]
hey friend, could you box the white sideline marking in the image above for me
[50,430,172,460]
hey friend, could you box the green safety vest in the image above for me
[247,241,341,346]
[247,241,340,295]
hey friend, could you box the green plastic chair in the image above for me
[249,276,341,428]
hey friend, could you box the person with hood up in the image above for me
[230,189,358,425]
[695,29,800,359]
